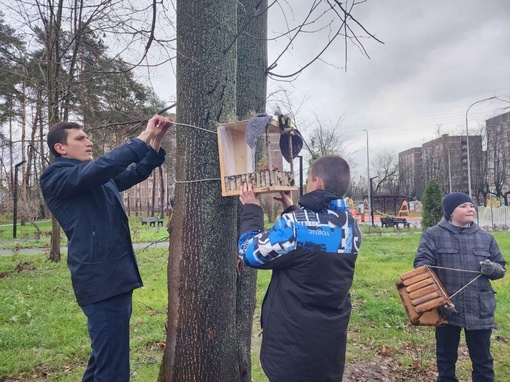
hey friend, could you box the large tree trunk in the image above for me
[160,1,239,380]
[236,0,268,118]
[235,1,268,380]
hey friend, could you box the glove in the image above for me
[438,304,457,318]
[480,259,497,276]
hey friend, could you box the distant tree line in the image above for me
[0,6,173,228]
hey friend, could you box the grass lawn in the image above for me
[0,246,168,381]
[0,230,509,381]
[0,217,169,250]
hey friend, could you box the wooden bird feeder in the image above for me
[217,119,297,196]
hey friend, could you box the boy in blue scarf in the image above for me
[238,155,361,382]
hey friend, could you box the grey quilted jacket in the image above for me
[414,218,506,330]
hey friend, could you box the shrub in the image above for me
[421,180,443,229]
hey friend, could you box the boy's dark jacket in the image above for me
[40,138,165,306]
[239,190,362,382]
[415,218,506,330]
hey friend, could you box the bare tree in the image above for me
[5,1,381,379]
[233,1,269,380]
[485,120,509,205]
[302,114,351,164]
[3,0,174,259]
[161,2,380,379]
[161,0,239,380]
[371,149,399,194]
[266,1,383,80]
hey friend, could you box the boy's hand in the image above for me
[480,259,497,276]
[273,191,293,210]
[239,183,260,206]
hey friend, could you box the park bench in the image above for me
[141,217,164,227]
[380,217,410,228]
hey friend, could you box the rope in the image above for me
[174,178,221,184]
[427,265,483,300]
[170,123,220,183]
[171,173,221,184]
[175,122,217,134]
[428,265,481,274]
[449,274,483,299]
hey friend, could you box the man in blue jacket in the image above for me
[238,155,362,382]
[40,115,171,381]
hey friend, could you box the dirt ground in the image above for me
[343,356,437,382]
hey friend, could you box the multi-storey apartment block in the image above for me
[399,134,482,199]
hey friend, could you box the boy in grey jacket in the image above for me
[414,192,506,382]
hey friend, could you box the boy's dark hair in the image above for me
[47,121,82,157]
[310,155,350,197]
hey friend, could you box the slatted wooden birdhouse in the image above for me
[217,116,300,196]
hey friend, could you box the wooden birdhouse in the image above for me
[217,118,298,196]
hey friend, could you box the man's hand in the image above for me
[480,259,498,276]
[239,182,260,206]
[150,115,173,151]
[137,114,173,150]
[273,191,293,210]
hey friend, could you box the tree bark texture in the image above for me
[235,1,268,380]
[162,1,240,381]
[236,0,268,119]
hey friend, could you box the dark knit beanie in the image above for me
[442,192,473,219]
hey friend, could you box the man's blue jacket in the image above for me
[40,138,165,306]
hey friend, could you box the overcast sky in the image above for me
[150,1,510,174]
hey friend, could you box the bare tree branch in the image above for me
[267,0,384,79]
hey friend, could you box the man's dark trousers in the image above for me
[435,325,493,382]
[81,291,133,382]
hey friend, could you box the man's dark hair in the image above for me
[47,121,82,157]
[310,155,350,197]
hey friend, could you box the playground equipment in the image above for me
[397,200,410,217]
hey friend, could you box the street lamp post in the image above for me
[370,176,378,226]
[465,96,496,200]
[363,129,370,216]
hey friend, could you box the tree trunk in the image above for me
[159,166,165,220]
[161,0,239,380]
[236,0,268,118]
[46,3,63,262]
[151,173,156,217]
[235,1,268,380]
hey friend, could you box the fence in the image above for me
[477,206,510,228]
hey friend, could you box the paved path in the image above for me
[0,241,169,256]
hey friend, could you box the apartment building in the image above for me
[398,147,423,199]
[398,134,482,199]
[485,111,510,196]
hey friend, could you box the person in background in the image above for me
[414,192,506,382]
[40,115,172,381]
[238,155,362,382]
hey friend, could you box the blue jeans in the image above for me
[81,291,133,382]
[435,325,494,382]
